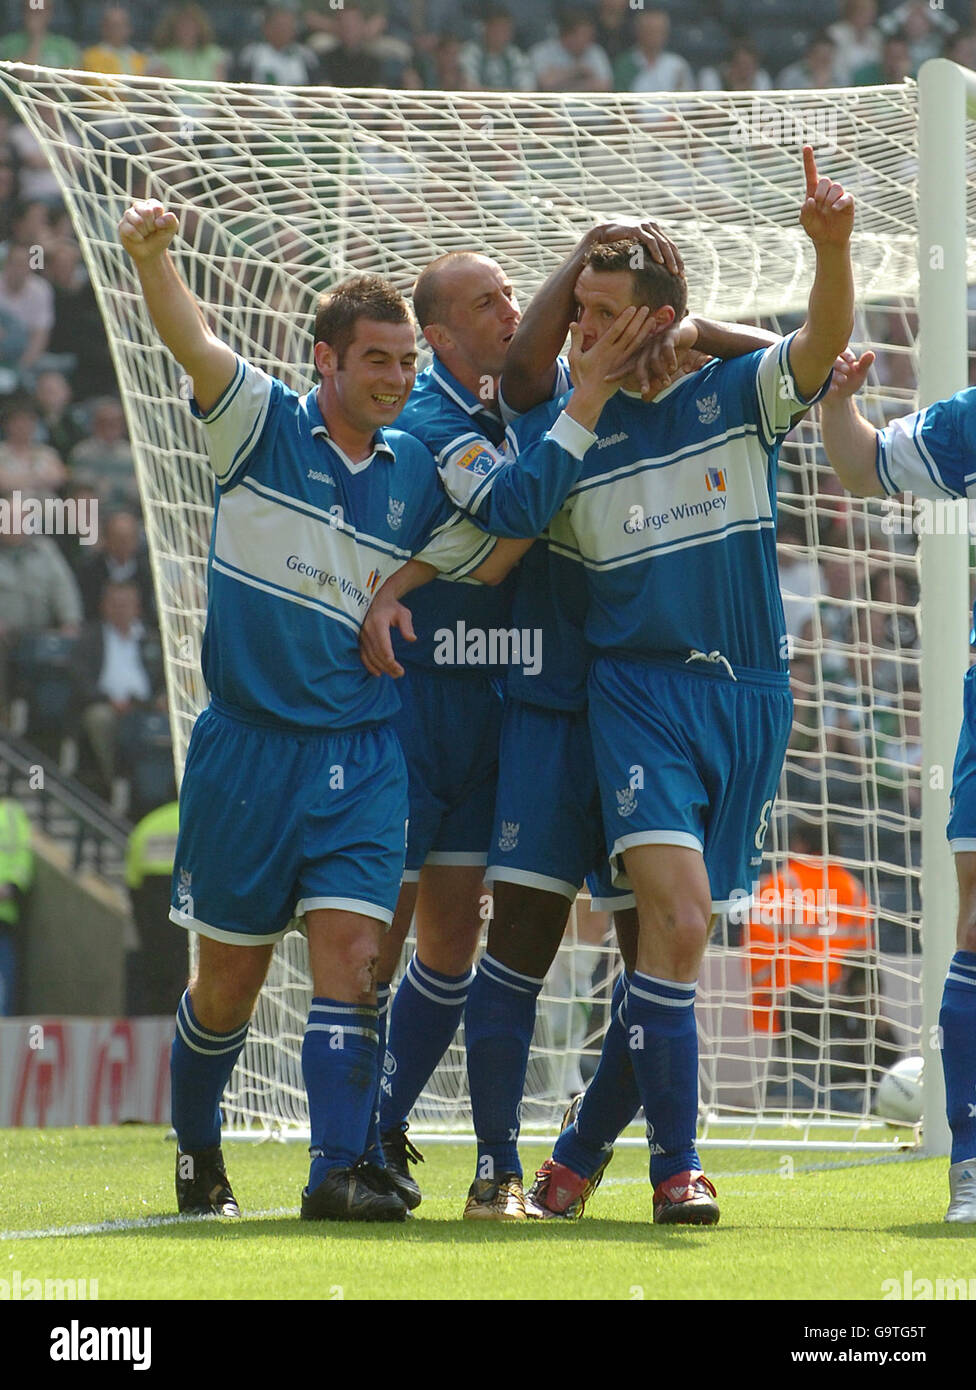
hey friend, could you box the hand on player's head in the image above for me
[799,145,854,248]
[824,347,875,401]
[119,200,179,262]
[590,220,684,278]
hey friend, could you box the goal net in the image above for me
[0,62,944,1146]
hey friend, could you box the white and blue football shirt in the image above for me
[876,386,976,640]
[394,358,516,677]
[414,355,592,709]
[191,356,494,730]
[875,389,976,501]
[457,333,830,677]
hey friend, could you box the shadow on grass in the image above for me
[92,1214,731,1244]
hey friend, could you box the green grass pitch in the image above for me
[0,1126,971,1302]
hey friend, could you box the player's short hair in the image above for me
[412,251,483,332]
[581,238,688,321]
[313,274,414,366]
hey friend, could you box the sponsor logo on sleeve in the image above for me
[454,443,497,476]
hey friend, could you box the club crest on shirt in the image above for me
[498,820,520,852]
[387,497,405,530]
[453,442,497,476]
[697,392,720,425]
[615,785,637,818]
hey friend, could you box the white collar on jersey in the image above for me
[305,392,396,474]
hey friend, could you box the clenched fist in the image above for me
[119,200,179,263]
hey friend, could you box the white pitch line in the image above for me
[1,1207,299,1241]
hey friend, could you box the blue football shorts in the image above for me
[948,665,976,851]
[486,697,636,912]
[390,664,502,880]
[169,699,408,943]
[587,654,793,912]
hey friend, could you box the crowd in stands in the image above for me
[0,0,938,844]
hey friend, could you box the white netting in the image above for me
[0,63,946,1142]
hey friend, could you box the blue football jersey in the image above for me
[876,389,976,501]
[414,356,591,709]
[191,356,493,731]
[472,332,830,677]
[876,386,976,642]
[394,360,516,677]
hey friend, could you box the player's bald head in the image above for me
[413,252,503,333]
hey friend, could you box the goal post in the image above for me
[0,61,953,1148]
[916,57,976,1159]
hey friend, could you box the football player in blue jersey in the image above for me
[366,240,664,1217]
[118,198,521,1224]
[416,146,854,1224]
[363,252,528,1209]
[820,348,976,1223]
[362,232,782,1218]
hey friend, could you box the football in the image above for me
[874,1056,924,1126]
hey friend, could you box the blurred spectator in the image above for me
[424,31,474,90]
[151,3,227,80]
[616,7,693,93]
[0,491,82,710]
[33,369,86,459]
[45,239,115,397]
[0,244,54,378]
[531,7,613,93]
[0,798,33,1016]
[945,28,976,70]
[853,32,913,84]
[385,0,474,67]
[125,801,185,1015]
[460,4,535,91]
[879,0,956,68]
[77,508,155,624]
[316,1,417,87]
[51,478,98,577]
[0,0,78,68]
[6,122,63,209]
[8,201,55,261]
[81,5,148,75]
[76,580,163,796]
[699,39,772,92]
[68,397,137,509]
[828,0,882,85]
[233,5,320,86]
[777,32,841,89]
[593,0,637,65]
[0,396,66,498]
[0,159,16,246]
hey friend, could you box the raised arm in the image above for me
[789,146,855,402]
[502,221,682,413]
[819,348,885,497]
[119,200,236,414]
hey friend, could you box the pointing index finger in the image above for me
[802,145,818,200]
